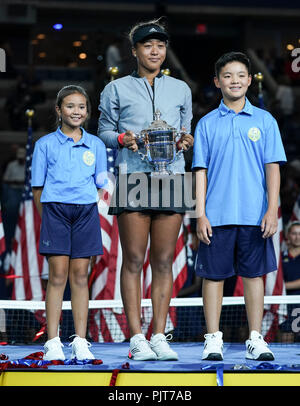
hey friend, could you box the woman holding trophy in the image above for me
[98,18,193,361]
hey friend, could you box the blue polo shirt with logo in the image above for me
[31,127,108,204]
[192,98,287,226]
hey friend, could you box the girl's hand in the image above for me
[123,130,138,152]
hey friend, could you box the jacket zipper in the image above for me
[144,78,155,120]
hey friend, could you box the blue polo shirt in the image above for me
[31,127,108,204]
[192,98,287,226]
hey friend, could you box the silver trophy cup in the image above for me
[136,110,183,176]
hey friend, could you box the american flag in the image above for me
[9,123,47,302]
[0,204,5,256]
[88,148,188,342]
[233,200,287,341]
[262,202,287,342]
[290,194,300,222]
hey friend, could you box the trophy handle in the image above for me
[175,130,186,156]
[133,132,148,160]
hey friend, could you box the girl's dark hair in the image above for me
[215,52,251,78]
[128,17,168,47]
[55,85,91,128]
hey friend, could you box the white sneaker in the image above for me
[150,333,178,361]
[43,336,65,361]
[69,335,95,360]
[128,334,157,361]
[245,330,274,361]
[202,331,223,361]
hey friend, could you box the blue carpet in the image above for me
[1,342,300,372]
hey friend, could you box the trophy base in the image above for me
[150,171,170,177]
[151,162,171,177]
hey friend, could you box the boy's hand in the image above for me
[261,209,278,238]
[196,215,212,245]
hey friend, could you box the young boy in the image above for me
[192,52,286,361]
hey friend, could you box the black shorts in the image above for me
[108,172,195,216]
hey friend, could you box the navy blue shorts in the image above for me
[39,202,103,258]
[195,225,277,280]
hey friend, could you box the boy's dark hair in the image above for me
[215,52,251,78]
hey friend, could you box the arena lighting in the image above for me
[78,53,87,59]
[73,41,82,47]
[53,23,63,30]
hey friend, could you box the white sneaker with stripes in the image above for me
[202,331,223,361]
[150,333,178,361]
[69,335,95,360]
[43,336,65,361]
[128,334,157,361]
[245,330,274,361]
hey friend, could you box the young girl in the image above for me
[98,18,193,361]
[32,85,107,360]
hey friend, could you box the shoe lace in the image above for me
[151,333,173,349]
[68,334,91,348]
[252,335,269,347]
[204,333,223,350]
[204,333,221,341]
[46,338,64,350]
[134,336,152,351]
[164,333,173,342]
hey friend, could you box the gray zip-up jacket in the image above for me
[97,72,193,174]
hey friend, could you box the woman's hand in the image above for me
[177,129,194,151]
[123,130,138,152]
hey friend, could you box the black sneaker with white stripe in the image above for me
[245,330,274,361]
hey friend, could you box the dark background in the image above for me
[0,0,300,224]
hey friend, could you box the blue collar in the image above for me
[56,127,90,147]
[218,98,253,116]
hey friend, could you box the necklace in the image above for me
[144,79,156,120]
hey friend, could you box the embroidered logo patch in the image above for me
[83,150,95,166]
[248,127,261,142]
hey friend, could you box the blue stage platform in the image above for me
[1,342,300,386]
